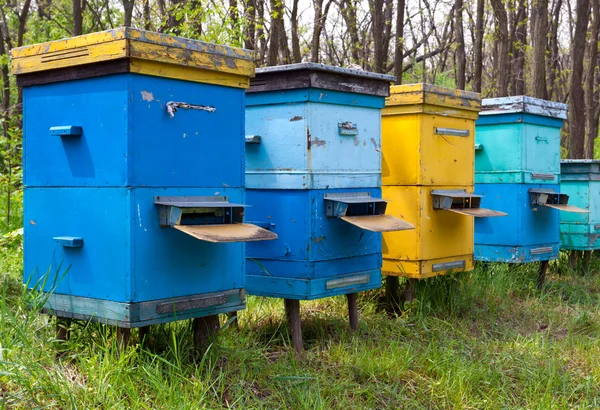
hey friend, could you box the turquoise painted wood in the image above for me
[560,160,600,250]
[245,64,394,190]
[475,96,567,184]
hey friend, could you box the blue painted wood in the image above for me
[560,160,600,250]
[53,236,84,247]
[246,269,381,300]
[475,98,566,185]
[49,126,83,137]
[474,183,560,262]
[23,73,245,188]
[245,90,385,190]
[43,289,245,327]
[245,188,382,299]
[474,244,559,263]
[24,187,246,304]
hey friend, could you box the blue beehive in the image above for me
[244,64,413,348]
[12,28,276,333]
[474,96,586,263]
[560,160,600,251]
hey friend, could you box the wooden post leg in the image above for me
[569,251,578,270]
[284,299,302,353]
[402,278,417,303]
[226,311,239,329]
[116,327,131,349]
[346,293,359,331]
[537,260,549,290]
[56,319,71,342]
[583,251,592,273]
[138,326,150,345]
[192,315,221,350]
[385,276,401,312]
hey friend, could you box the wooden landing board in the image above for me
[175,223,278,243]
[445,208,508,217]
[543,204,590,213]
[341,214,415,232]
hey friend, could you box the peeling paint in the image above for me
[141,90,154,102]
[311,137,326,148]
[289,115,303,122]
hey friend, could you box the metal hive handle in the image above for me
[166,101,216,119]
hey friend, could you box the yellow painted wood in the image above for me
[130,59,250,89]
[10,28,255,85]
[11,40,127,75]
[382,255,474,279]
[382,185,474,278]
[382,84,480,186]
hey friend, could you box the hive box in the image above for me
[560,160,600,250]
[381,84,504,279]
[475,96,565,185]
[13,28,276,328]
[245,64,411,299]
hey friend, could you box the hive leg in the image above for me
[385,276,401,312]
[226,311,239,329]
[284,299,302,353]
[537,260,549,290]
[116,327,131,349]
[346,293,359,331]
[569,251,578,271]
[402,278,417,303]
[138,326,150,345]
[192,315,221,350]
[583,251,593,273]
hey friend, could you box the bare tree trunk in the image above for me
[532,0,548,98]
[256,0,267,65]
[473,0,485,92]
[547,0,563,99]
[244,0,257,50]
[568,0,591,159]
[371,0,394,72]
[393,0,405,84]
[143,0,151,30]
[490,0,509,96]
[291,0,301,62]
[454,0,466,89]
[512,0,527,95]
[586,0,600,158]
[0,23,10,227]
[73,0,83,35]
[122,0,135,27]
[267,0,285,65]
[228,0,239,32]
[341,0,362,65]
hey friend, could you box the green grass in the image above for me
[2,250,600,409]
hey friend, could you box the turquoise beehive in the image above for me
[560,160,600,250]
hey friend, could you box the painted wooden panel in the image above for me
[24,187,246,304]
[246,269,381,300]
[23,73,245,188]
[245,90,385,190]
[245,188,382,262]
[382,84,479,187]
[382,254,474,279]
[382,185,474,262]
[474,183,560,262]
[11,28,254,85]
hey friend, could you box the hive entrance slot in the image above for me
[324,193,414,232]
[431,190,507,217]
[528,189,589,213]
[154,196,278,242]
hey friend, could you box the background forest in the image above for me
[0,0,600,234]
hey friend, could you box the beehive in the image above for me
[13,28,276,329]
[382,84,503,279]
[474,97,586,263]
[560,160,600,251]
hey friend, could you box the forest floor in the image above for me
[1,197,600,408]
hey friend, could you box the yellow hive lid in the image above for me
[10,28,255,88]
[384,83,481,119]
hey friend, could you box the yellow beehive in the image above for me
[382,84,483,279]
[382,84,480,187]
